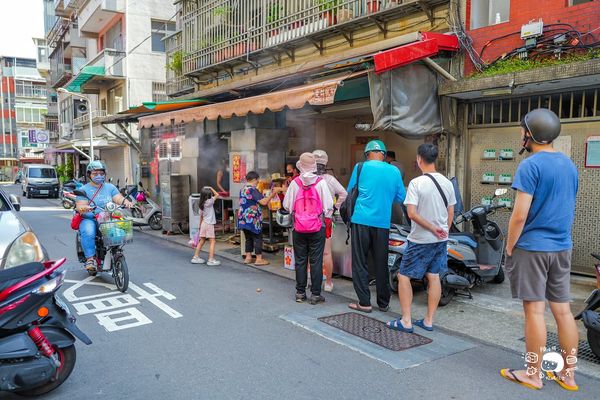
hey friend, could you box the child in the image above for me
[191,186,221,266]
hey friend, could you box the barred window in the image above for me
[152,82,167,103]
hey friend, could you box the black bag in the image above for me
[340,162,363,225]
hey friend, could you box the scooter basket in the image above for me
[99,219,133,247]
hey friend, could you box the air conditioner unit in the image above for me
[60,123,72,138]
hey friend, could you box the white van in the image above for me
[21,164,59,199]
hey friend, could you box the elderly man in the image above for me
[346,140,406,313]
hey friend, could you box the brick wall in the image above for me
[465,0,600,75]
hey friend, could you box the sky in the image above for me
[0,0,45,59]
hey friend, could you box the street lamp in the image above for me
[57,88,94,159]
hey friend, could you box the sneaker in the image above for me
[295,292,307,303]
[207,259,221,266]
[309,295,326,305]
[324,282,334,293]
[191,257,206,264]
[85,259,97,272]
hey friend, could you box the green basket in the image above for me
[99,219,133,247]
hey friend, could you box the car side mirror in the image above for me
[9,194,20,211]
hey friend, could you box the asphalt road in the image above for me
[1,184,599,400]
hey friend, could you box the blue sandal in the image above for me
[414,319,434,331]
[386,318,414,333]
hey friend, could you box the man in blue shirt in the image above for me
[501,109,579,391]
[346,140,406,313]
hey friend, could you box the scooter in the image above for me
[388,188,508,306]
[73,190,132,292]
[0,258,92,396]
[124,182,162,231]
[61,179,84,209]
[575,253,600,359]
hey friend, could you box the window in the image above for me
[107,86,124,115]
[15,80,47,98]
[152,82,167,102]
[569,0,593,5]
[16,107,46,123]
[470,0,510,29]
[158,140,181,160]
[151,20,176,52]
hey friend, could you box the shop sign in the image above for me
[232,154,245,183]
[311,85,338,105]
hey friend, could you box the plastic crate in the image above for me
[99,219,133,247]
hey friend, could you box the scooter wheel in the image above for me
[149,212,162,231]
[15,345,76,396]
[492,266,505,284]
[439,286,455,307]
[588,328,600,360]
[62,200,73,209]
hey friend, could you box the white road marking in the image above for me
[20,206,71,212]
[129,283,183,319]
[95,307,152,332]
[73,294,140,315]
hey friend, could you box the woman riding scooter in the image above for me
[75,161,133,272]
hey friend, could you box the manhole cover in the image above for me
[519,332,600,364]
[319,312,432,351]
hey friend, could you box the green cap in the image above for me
[364,140,387,155]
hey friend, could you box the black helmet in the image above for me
[522,108,561,144]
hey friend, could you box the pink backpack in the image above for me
[292,177,324,233]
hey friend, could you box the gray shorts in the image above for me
[505,248,572,303]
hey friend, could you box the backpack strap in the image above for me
[346,162,363,245]
[424,173,448,208]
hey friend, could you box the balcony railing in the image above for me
[16,87,48,99]
[166,32,195,96]
[73,109,108,127]
[47,17,70,48]
[180,0,437,76]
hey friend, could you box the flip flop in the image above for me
[348,303,372,313]
[386,318,414,333]
[499,369,541,391]
[254,260,270,266]
[413,319,434,331]
[545,371,579,391]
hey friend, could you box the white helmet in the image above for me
[313,149,328,165]
[275,209,293,228]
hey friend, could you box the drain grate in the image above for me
[519,332,600,364]
[319,312,432,351]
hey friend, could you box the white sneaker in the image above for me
[207,259,221,266]
[191,257,205,264]
[324,282,334,293]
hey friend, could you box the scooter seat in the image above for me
[0,262,45,292]
[449,234,478,249]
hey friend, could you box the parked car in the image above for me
[0,186,48,269]
[21,164,59,199]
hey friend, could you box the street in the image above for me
[1,183,599,400]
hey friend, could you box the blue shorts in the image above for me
[399,241,448,279]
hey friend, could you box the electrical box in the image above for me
[521,19,544,40]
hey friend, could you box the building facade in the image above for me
[439,0,600,275]
[47,0,175,183]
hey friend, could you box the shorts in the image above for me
[505,248,571,302]
[325,218,333,239]
[199,222,215,239]
[399,241,447,280]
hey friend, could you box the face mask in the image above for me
[92,175,106,184]
[285,172,293,178]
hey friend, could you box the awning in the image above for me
[66,65,105,93]
[138,73,362,128]
[101,99,211,124]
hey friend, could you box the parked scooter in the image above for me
[388,188,508,306]
[575,253,600,359]
[124,182,162,231]
[0,258,91,396]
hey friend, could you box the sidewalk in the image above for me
[138,227,600,379]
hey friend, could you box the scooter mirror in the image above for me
[73,189,87,198]
[494,188,508,197]
[106,202,117,212]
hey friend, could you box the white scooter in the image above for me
[123,182,162,230]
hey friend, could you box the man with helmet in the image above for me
[313,149,348,292]
[75,160,133,272]
[501,109,579,391]
[346,140,406,313]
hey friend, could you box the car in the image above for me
[21,164,60,199]
[0,186,48,269]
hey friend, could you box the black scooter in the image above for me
[575,253,600,359]
[0,258,91,396]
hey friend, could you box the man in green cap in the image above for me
[346,140,406,313]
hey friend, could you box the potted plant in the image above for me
[213,5,231,26]
[367,0,381,13]
[168,50,184,75]
[317,0,339,26]
[267,2,282,37]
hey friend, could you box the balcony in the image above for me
[73,109,108,127]
[78,0,125,35]
[166,32,195,97]
[66,49,126,93]
[180,0,447,77]
[16,87,48,99]
[49,43,87,88]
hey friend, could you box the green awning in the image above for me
[66,65,105,93]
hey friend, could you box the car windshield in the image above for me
[29,168,56,178]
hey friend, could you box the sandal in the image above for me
[254,260,270,266]
[386,318,414,333]
[414,319,434,331]
[243,258,254,264]
[545,371,578,391]
[348,303,372,313]
[500,369,541,391]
